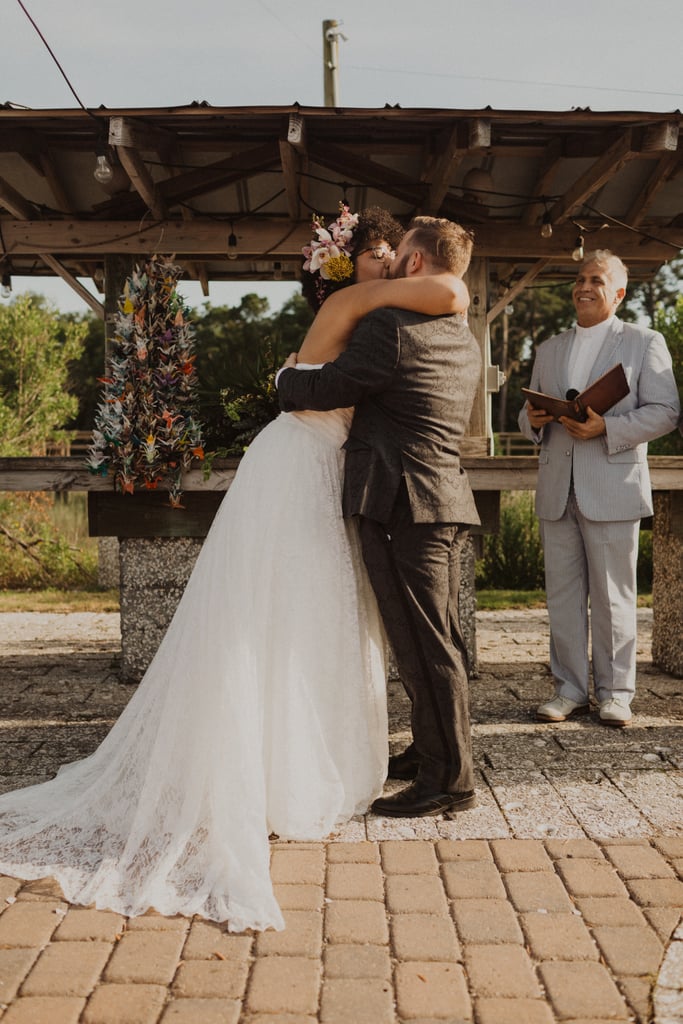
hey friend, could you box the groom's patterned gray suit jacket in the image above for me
[278,306,481,527]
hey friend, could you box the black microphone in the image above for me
[565,388,588,422]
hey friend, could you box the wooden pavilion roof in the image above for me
[0,103,681,318]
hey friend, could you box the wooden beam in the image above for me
[486,259,551,324]
[286,112,306,153]
[0,174,36,219]
[424,125,466,214]
[2,455,681,495]
[278,138,301,220]
[468,118,491,150]
[39,254,104,317]
[522,137,563,226]
[155,142,281,207]
[548,130,636,224]
[307,139,487,222]
[3,218,679,262]
[38,150,74,214]
[115,146,166,220]
[642,121,679,153]
[626,152,679,226]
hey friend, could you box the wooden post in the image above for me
[464,256,494,455]
[104,255,133,360]
[99,255,134,587]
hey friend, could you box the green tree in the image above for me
[0,294,86,456]
[193,291,313,448]
[490,282,576,433]
[63,312,105,432]
[625,256,683,327]
[0,295,95,588]
[650,294,683,455]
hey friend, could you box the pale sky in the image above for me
[4,0,682,314]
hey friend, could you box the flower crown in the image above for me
[302,203,359,286]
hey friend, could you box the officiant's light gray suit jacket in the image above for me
[278,307,481,527]
[518,319,680,522]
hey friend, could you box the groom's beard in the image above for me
[389,253,410,279]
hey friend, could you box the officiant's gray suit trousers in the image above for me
[540,490,640,705]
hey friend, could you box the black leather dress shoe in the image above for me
[387,747,421,780]
[371,783,476,818]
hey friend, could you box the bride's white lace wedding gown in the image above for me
[0,373,388,931]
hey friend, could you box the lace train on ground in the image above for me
[0,404,387,929]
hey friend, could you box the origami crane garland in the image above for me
[86,257,204,508]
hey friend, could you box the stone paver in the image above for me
[0,608,680,1024]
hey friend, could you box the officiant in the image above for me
[519,250,679,727]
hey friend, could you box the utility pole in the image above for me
[322,20,347,106]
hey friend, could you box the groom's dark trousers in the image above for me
[358,483,473,794]
[277,305,481,796]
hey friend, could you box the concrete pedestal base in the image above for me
[118,535,478,683]
[651,491,683,677]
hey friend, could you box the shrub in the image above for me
[0,493,98,589]
[476,491,545,590]
[476,491,653,593]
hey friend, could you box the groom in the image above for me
[277,216,481,817]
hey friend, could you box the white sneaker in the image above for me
[599,698,632,727]
[536,695,590,722]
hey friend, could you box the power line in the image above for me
[254,0,320,59]
[346,63,683,101]
[14,0,100,121]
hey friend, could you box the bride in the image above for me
[0,206,469,932]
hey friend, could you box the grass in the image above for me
[0,589,120,613]
[0,588,652,614]
[477,590,652,610]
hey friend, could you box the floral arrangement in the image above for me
[85,257,204,508]
[302,202,358,307]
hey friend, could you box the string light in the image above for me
[93,153,113,185]
[1,271,11,299]
[541,210,553,239]
[571,234,585,262]
[227,224,238,259]
[273,261,282,280]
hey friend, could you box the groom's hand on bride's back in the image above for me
[275,352,298,389]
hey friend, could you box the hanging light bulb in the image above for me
[273,261,282,281]
[541,211,553,239]
[227,225,238,260]
[0,271,11,299]
[571,234,585,262]
[94,153,113,185]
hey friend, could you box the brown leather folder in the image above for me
[521,363,630,423]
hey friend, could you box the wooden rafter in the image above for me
[157,142,280,207]
[0,174,36,219]
[626,152,679,226]
[486,259,552,324]
[0,172,102,312]
[278,138,302,221]
[40,254,103,317]
[115,146,166,220]
[423,125,466,215]
[548,130,636,224]
[306,140,487,223]
[522,137,564,226]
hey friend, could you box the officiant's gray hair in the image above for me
[582,250,628,290]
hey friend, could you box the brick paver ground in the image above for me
[0,609,681,1024]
